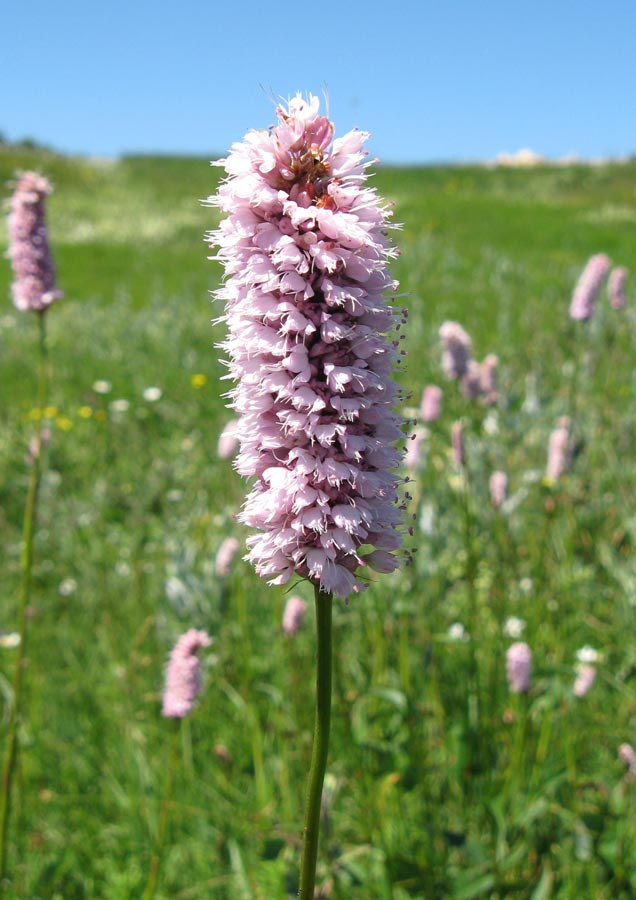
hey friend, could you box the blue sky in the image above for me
[2,0,635,163]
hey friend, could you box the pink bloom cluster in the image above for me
[207,95,404,599]
[619,743,636,780]
[8,171,63,313]
[420,385,442,422]
[569,253,611,321]
[608,266,628,311]
[439,322,498,405]
[546,416,572,481]
[282,595,307,634]
[215,536,240,578]
[573,663,596,697]
[489,470,508,509]
[439,321,471,380]
[162,629,212,718]
[506,641,532,693]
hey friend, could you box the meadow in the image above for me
[1,144,636,899]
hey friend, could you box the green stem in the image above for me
[298,584,333,900]
[0,312,48,892]
[459,466,480,778]
[142,721,181,900]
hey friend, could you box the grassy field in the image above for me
[1,145,636,899]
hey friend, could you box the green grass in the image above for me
[1,145,636,898]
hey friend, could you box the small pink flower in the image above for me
[420,385,442,422]
[489,470,507,509]
[506,642,532,693]
[619,743,636,780]
[608,266,628,311]
[461,360,482,400]
[546,416,572,481]
[282,595,307,634]
[26,428,50,465]
[569,253,611,321]
[480,354,499,406]
[215,537,240,578]
[8,171,63,313]
[162,629,212,718]
[573,663,596,697]
[439,321,472,380]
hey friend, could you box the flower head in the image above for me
[207,94,404,599]
[546,416,572,482]
[142,386,162,402]
[8,171,63,313]
[439,321,472,380]
[480,354,499,406]
[215,536,240,578]
[506,641,532,693]
[608,266,628,311]
[576,645,599,664]
[461,360,482,400]
[489,470,508,509]
[573,663,596,698]
[161,629,212,718]
[420,385,442,422]
[282,595,308,634]
[619,743,636,780]
[569,253,611,321]
[503,616,526,639]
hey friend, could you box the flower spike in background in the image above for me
[8,171,63,313]
[506,642,532,694]
[161,629,211,719]
[568,253,611,321]
[608,265,628,311]
[1,171,61,888]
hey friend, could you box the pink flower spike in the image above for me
[619,743,636,780]
[480,354,499,406]
[439,321,472,380]
[460,360,482,400]
[489,470,507,509]
[420,385,442,422]
[506,642,532,693]
[573,663,596,697]
[206,94,404,600]
[282,595,307,634]
[8,171,63,313]
[162,629,212,718]
[608,266,628,310]
[569,253,611,321]
[546,416,572,482]
[215,537,240,578]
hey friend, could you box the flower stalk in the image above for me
[0,312,49,891]
[298,584,333,899]
[142,722,181,900]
